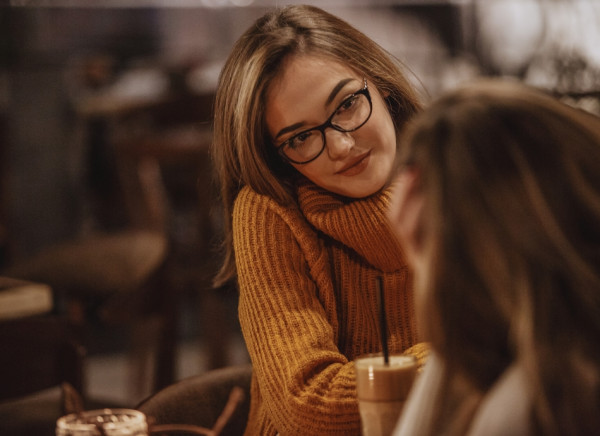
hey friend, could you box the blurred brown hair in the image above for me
[400,79,600,435]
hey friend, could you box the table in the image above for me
[0,276,53,320]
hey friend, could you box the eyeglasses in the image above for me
[276,78,373,165]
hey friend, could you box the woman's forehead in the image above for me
[269,55,361,95]
[264,56,362,135]
[266,56,362,108]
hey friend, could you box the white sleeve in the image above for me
[393,355,531,436]
[466,364,531,436]
[392,351,445,436]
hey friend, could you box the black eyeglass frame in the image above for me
[276,78,373,165]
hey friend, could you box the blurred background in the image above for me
[0,0,599,418]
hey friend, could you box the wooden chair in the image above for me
[1,104,171,398]
[113,89,238,374]
[0,313,85,436]
[2,229,170,399]
[0,94,194,400]
[137,364,253,436]
[3,86,224,404]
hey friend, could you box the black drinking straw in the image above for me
[376,276,390,365]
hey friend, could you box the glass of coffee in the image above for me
[354,353,417,436]
[56,409,148,436]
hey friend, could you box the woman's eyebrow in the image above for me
[325,78,355,106]
[275,121,305,141]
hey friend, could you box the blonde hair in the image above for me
[212,5,421,287]
[401,80,600,435]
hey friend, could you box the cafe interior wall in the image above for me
[2,0,598,262]
[1,0,599,404]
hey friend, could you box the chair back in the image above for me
[137,364,252,436]
[0,313,86,436]
[0,314,84,402]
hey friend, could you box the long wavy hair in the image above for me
[211,4,421,287]
[400,80,600,435]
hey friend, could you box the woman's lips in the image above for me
[336,151,371,176]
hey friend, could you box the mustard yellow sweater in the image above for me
[233,180,424,436]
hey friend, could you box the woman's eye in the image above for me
[336,95,358,114]
[288,131,314,149]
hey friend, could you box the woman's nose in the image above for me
[325,130,355,160]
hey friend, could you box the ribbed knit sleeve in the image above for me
[233,185,421,435]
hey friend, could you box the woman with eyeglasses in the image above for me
[211,5,427,435]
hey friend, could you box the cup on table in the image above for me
[354,353,417,436]
[56,409,148,436]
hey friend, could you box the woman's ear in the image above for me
[387,168,425,267]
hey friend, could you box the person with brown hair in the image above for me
[388,79,600,436]
[211,5,427,435]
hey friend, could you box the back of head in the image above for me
[401,79,600,434]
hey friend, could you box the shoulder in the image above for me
[234,185,285,209]
[467,364,531,436]
[232,185,326,272]
[232,185,316,239]
[233,185,299,221]
[394,352,445,436]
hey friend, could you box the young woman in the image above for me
[389,80,600,436]
[211,5,427,435]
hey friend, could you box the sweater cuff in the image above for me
[404,342,430,371]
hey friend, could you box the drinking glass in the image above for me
[355,353,417,436]
[56,409,148,436]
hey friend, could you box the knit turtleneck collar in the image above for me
[296,179,407,272]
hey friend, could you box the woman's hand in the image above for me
[387,168,424,269]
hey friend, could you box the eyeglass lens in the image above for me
[282,89,371,164]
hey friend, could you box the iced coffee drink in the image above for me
[355,354,417,436]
